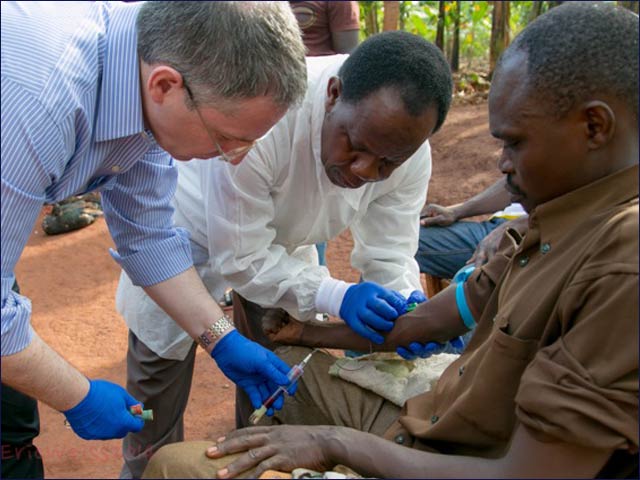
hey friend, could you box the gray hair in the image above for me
[137,1,307,110]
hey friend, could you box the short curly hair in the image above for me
[498,2,638,119]
[338,31,453,133]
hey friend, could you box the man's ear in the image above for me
[583,100,615,150]
[145,65,185,105]
[324,76,342,112]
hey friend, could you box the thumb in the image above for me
[120,409,145,433]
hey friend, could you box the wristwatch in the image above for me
[197,314,234,350]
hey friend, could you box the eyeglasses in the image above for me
[183,80,256,163]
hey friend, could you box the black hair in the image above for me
[499,2,638,118]
[338,31,453,133]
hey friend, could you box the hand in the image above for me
[261,309,290,337]
[406,290,427,305]
[265,317,305,345]
[62,379,144,440]
[420,204,457,227]
[467,221,508,268]
[396,336,466,360]
[212,330,293,413]
[339,282,407,344]
[207,425,337,479]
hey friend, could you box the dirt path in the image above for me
[13,101,501,478]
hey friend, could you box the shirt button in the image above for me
[518,256,529,267]
[431,415,439,424]
[394,434,405,444]
[540,243,551,254]
[140,132,149,140]
[458,366,465,376]
[111,165,121,173]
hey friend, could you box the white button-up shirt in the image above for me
[117,55,431,359]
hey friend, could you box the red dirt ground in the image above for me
[13,101,501,478]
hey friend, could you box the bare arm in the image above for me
[330,30,359,53]
[421,177,511,226]
[143,267,226,355]
[329,423,611,478]
[211,422,612,479]
[268,285,469,351]
[1,333,89,411]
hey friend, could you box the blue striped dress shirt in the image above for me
[1,2,193,355]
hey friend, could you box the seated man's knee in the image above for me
[142,441,230,479]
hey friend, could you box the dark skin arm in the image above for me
[267,285,470,351]
[208,422,612,479]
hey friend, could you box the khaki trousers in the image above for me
[143,346,400,478]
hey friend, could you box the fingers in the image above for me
[396,346,416,360]
[368,294,404,320]
[259,353,291,386]
[120,410,145,434]
[407,290,427,304]
[243,385,264,410]
[350,319,384,344]
[450,336,465,350]
[420,215,444,227]
[359,308,394,332]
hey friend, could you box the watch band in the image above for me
[197,314,234,350]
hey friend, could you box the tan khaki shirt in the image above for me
[385,165,639,476]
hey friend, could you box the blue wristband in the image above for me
[454,265,476,330]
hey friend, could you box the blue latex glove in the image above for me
[406,290,427,305]
[339,282,407,344]
[62,379,144,440]
[212,330,293,412]
[396,336,466,360]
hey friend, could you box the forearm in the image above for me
[300,286,467,351]
[1,333,89,411]
[451,178,511,220]
[143,267,226,355]
[330,423,610,478]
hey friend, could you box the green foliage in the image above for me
[357,1,616,71]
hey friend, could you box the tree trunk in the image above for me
[529,1,544,22]
[363,2,379,36]
[383,1,400,31]
[450,0,461,72]
[490,1,510,77]
[618,1,639,14]
[436,1,446,52]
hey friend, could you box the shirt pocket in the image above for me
[450,316,538,444]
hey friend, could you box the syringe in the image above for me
[248,349,316,425]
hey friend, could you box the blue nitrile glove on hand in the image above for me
[397,336,466,360]
[339,282,407,344]
[62,379,145,440]
[212,330,293,413]
[406,290,427,306]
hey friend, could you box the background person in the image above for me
[289,1,360,57]
[417,177,526,279]
[1,2,306,478]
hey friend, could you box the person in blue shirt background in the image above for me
[0,2,306,477]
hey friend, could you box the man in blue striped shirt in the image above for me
[1,2,306,477]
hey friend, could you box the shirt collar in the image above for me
[531,164,639,248]
[95,2,145,142]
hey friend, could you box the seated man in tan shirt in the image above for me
[142,3,639,478]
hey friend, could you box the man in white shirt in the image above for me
[117,31,453,474]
